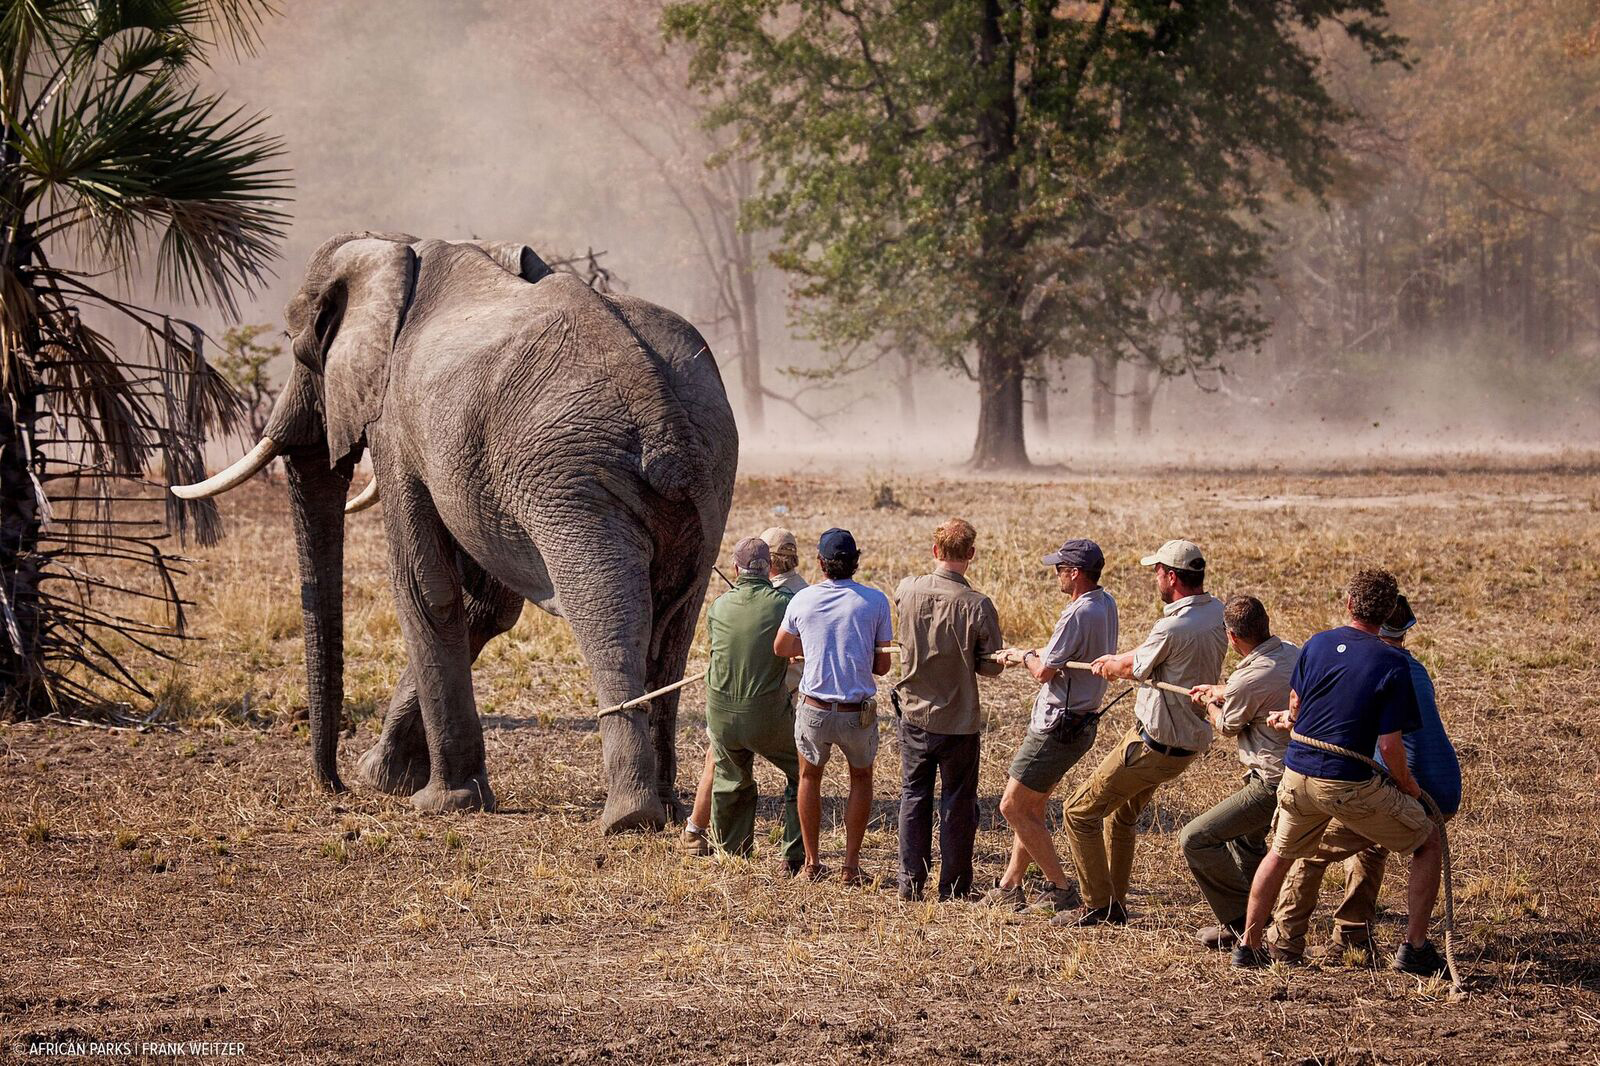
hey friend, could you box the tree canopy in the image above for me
[664,0,1403,466]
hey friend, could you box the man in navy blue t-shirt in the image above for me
[1233,569,1447,978]
[1269,593,1461,959]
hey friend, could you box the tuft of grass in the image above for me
[113,828,139,851]
[443,829,464,851]
[23,819,50,844]
[321,839,350,863]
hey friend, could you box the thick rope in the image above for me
[1289,729,1461,995]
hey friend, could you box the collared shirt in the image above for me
[1216,635,1297,784]
[705,576,795,714]
[781,578,893,703]
[769,568,808,692]
[1376,653,1461,816]
[1030,587,1119,732]
[892,567,1004,735]
[1131,592,1227,751]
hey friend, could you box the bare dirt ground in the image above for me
[4,461,1600,1063]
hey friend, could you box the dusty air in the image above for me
[3,2,1594,1062]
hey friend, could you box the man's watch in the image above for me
[1023,650,1038,664]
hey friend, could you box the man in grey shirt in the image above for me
[982,539,1118,913]
[1057,539,1227,926]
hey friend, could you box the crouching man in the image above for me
[1268,592,1461,964]
[1235,569,1448,977]
[705,537,805,873]
[1180,595,1297,950]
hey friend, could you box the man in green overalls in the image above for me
[707,536,806,873]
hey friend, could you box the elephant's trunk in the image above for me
[284,445,354,791]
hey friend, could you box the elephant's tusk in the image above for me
[344,478,380,514]
[170,437,281,499]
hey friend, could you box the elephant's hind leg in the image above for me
[356,554,523,797]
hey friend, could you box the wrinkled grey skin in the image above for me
[256,231,736,830]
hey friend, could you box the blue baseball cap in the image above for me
[1042,538,1104,571]
[817,527,859,561]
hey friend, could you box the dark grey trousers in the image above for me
[898,720,980,899]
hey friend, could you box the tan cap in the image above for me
[760,527,797,552]
[1140,539,1205,571]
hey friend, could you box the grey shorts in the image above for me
[1008,717,1099,794]
[794,701,879,769]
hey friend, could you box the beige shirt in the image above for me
[1131,592,1228,751]
[1216,635,1297,783]
[893,568,1004,735]
[770,569,808,693]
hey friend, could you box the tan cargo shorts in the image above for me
[1269,768,1433,861]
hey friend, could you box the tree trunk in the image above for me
[1090,351,1116,438]
[0,382,45,708]
[899,347,916,424]
[734,231,765,434]
[1029,364,1050,438]
[1130,363,1158,437]
[972,334,1029,468]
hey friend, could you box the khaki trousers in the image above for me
[1271,809,1454,956]
[1064,726,1198,910]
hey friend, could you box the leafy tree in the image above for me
[664,0,1402,467]
[0,0,288,709]
[215,323,281,453]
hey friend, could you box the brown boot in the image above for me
[676,826,710,856]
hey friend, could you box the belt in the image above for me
[804,695,865,712]
[1140,730,1196,758]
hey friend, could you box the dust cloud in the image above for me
[199,2,1599,475]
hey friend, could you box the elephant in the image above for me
[173,232,738,830]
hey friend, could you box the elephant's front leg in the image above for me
[356,557,523,797]
[378,477,493,813]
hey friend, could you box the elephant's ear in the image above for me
[469,241,552,283]
[318,239,417,466]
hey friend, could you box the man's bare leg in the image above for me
[999,778,1069,889]
[798,756,826,869]
[689,748,715,832]
[842,763,874,872]
[1404,825,1443,947]
[1242,849,1295,949]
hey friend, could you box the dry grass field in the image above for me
[4,457,1600,1063]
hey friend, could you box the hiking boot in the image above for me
[979,884,1027,911]
[1106,900,1130,926]
[899,882,925,902]
[676,827,710,856]
[1267,945,1303,966]
[1231,944,1274,969]
[1393,940,1449,978]
[1051,905,1113,928]
[1197,921,1244,952]
[774,857,804,879]
[1029,882,1083,914]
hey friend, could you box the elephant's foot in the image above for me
[601,788,667,834]
[355,742,430,797]
[411,772,496,814]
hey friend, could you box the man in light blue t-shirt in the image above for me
[774,528,892,884]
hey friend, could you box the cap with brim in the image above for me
[733,537,771,571]
[1379,593,1416,639]
[760,527,798,553]
[1041,537,1104,572]
[1140,539,1206,572]
[818,527,858,561]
